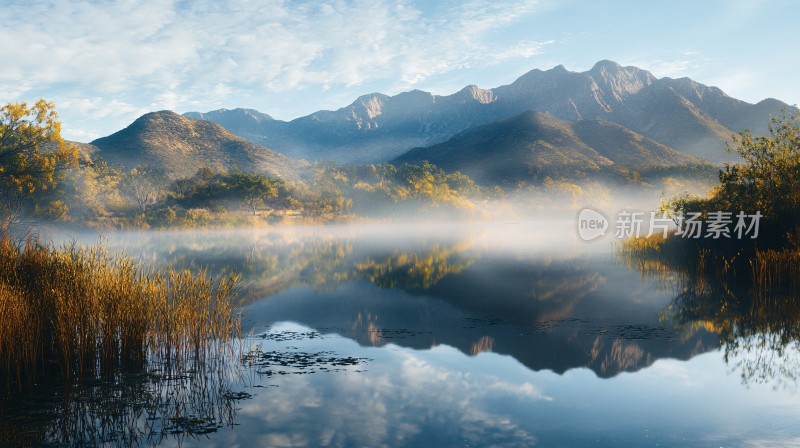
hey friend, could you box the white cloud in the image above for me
[59,97,147,120]
[0,0,552,138]
[707,70,758,98]
[490,40,555,62]
[399,349,552,402]
[624,51,711,79]
[64,128,103,142]
[224,339,546,447]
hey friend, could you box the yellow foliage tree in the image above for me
[0,99,78,234]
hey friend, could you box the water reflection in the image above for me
[93,225,483,301]
[26,223,800,446]
[620,245,800,388]
[211,322,800,448]
[88,224,717,378]
[0,355,249,447]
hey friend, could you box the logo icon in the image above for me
[577,207,609,241]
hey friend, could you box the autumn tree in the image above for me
[666,110,800,222]
[173,167,215,199]
[227,170,280,216]
[0,100,77,234]
[716,110,800,218]
[395,161,476,210]
[124,166,164,212]
[661,110,800,249]
[61,155,126,223]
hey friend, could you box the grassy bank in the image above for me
[619,231,800,293]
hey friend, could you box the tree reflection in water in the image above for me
[98,230,478,302]
[619,245,800,388]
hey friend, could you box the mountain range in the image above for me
[184,60,791,164]
[85,60,794,186]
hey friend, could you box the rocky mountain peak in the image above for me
[454,85,496,104]
[137,110,183,122]
[391,89,436,109]
[588,60,655,101]
[352,93,390,120]
[131,111,194,133]
[231,108,274,121]
[590,59,623,74]
[663,76,729,103]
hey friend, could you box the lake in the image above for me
[4,222,800,447]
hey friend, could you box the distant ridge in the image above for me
[395,110,703,185]
[183,108,275,137]
[185,60,793,164]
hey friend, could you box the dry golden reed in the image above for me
[0,237,240,390]
[750,248,800,305]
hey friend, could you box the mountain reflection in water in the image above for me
[90,223,717,378]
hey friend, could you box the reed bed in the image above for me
[750,248,800,305]
[0,237,241,391]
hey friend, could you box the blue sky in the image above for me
[2,0,798,142]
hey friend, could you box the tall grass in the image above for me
[0,237,241,390]
[750,248,800,304]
